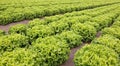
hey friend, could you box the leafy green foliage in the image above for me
[64,15,91,23]
[12,13,25,22]
[31,43,70,66]
[44,8,54,16]
[34,31,82,48]
[23,8,36,19]
[44,15,64,24]
[112,21,120,27]
[0,15,13,25]
[26,25,54,42]
[102,27,120,39]
[0,48,37,66]
[89,13,116,30]
[71,23,96,42]
[74,44,119,66]
[54,15,91,27]
[74,15,92,23]
[92,34,120,56]
[115,16,120,21]
[0,0,120,24]
[49,21,69,34]
[0,30,5,36]
[56,31,82,48]
[9,24,26,35]
[33,36,66,45]
[0,36,70,66]
[0,34,29,54]
[84,21,100,31]
[28,19,46,28]
[32,36,70,65]
[59,18,78,27]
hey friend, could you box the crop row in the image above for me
[8,4,120,42]
[0,5,120,66]
[0,0,120,25]
[74,15,120,66]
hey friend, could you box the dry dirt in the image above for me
[60,43,87,66]
[0,20,29,32]
[60,31,101,66]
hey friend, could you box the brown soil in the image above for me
[60,32,102,66]
[0,20,29,32]
[60,43,87,66]
[96,31,102,38]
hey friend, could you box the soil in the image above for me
[60,43,87,66]
[96,31,102,38]
[60,32,102,66]
[0,20,29,32]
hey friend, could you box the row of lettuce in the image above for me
[74,16,120,66]
[0,0,120,25]
[0,5,120,66]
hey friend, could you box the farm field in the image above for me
[0,0,120,66]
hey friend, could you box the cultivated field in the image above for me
[0,0,120,66]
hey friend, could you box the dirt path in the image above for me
[60,43,86,66]
[0,20,29,32]
[59,14,117,66]
[60,31,101,66]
